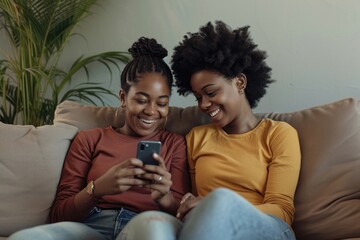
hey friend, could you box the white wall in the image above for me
[22,0,360,112]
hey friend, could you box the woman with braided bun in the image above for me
[119,21,300,240]
[8,37,190,240]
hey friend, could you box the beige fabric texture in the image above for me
[259,98,360,239]
[54,98,360,240]
[1,98,358,239]
[0,123,77,236]
[54,101,211,136]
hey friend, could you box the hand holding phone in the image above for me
[136,141,161,166]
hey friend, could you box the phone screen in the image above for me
[136,141,161,165]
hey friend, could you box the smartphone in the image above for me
[136,141,161,166]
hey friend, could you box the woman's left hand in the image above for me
[176,193,202,220]
[140,153,172,202]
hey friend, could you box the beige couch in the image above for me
[0,98,359,240]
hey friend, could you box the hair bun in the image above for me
[129,37,167,59]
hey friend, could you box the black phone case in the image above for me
[136,141,161,165]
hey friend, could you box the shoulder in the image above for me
[75,126,113,143]
[261,119,300,150]
[186,123,217,139]
[261,118,298,136]
[77,126,111,136]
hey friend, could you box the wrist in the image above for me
[86,180,100,202]
[156,192,173,206]
[157,192,178,214]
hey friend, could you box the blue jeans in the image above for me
[8,207,138,240]
[117,211,182,240]
[120,188,296,240]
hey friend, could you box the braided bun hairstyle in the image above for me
[121,37,173,94]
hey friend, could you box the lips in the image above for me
[208,108,220,118]
[139,118,156,124]
[139,117,157,124]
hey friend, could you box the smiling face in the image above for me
[120,72,170,137]
[190,70,247,130]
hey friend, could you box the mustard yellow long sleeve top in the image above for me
[186,119,301,225]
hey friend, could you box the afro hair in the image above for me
[171,21,274,108]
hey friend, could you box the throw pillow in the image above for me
[261,98,360,239]
[0,123,77,236]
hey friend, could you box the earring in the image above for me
[121,103,126,108]
[239,88,244,94]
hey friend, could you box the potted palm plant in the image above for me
[0,0,130,126]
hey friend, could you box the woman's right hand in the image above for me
[93,158,147,198]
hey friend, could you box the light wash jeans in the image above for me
[8,207,138,240]
[119,188,296,240]
[9,188,295,240]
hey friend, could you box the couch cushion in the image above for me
[54,101,122,131]
[54,100,210,136]
[0,123,77,236]
[259,98,360,239]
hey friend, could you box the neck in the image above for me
[223,105,260,135]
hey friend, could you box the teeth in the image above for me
[140,118,155,124]
[210,109,220,117]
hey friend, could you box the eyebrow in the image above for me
[201,84,216,91]
[192,84,215,95]
[135,92,169,99]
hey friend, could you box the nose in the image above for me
[199,96,211,110]
[144,102,156,115]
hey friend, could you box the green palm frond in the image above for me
[60,82,119,105]
[58,51,131,90]
[39,98,57,125]
[0,80,21,124]
[0,0,130,126]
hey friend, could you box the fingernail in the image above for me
[153,153,158,157]
[176,212,180,218]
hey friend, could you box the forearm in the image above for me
[50,188,97,222]
[74,188,99,214]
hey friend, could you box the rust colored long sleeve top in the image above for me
[50,127,190,222]
[186,119,301,225]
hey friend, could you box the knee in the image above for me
[130,211,170,223]
[9,227,49,240]
[127,211,181,229]
[207,188,241,203]
[119,211,181,240]
[210,187,237,198]
[200,188,251,212]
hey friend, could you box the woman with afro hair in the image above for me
[117,21,300,240]
[172,21,301,239]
